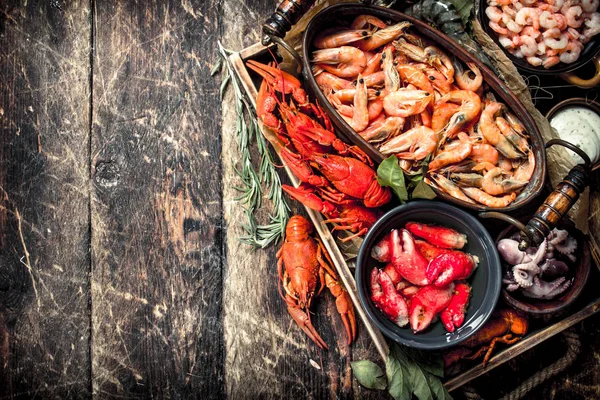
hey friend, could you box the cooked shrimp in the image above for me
[516,7,541,29]
[312,46,367,78]
[503,4,519,18]
[331,88,378,102]
[431,103,460,132]
[338,75,369,132]
[351,14,388,29]
[505,110,526,135]
[543,29,569,49]
[383,89,432,118]
[382,46,401,92]
[512,150,536,181]
[313,29,372,49]
[359,116,405,143]
[583,12,600,40]
[394,38,428,63]
[499,34,517,48]
[479,101,524,159]
[454,61,483,91]
[315,71,354,91]
[427,173,476,204]
[526,56,543,66]
[548,0,565,12]
[496,117,530,152]
[503,14,525,32]
[522,26,542,38]
[554,13,568,30]
[429,133,473,171]
[519,35,538,56]
[481,168,529,195]
[565,5,584,28]
[363,71,386,87]
[543,55,561,67]
[581,0,599,12]
[560,40,584,62]
[379,126,436,160]
[396,64,434,94]
[566,27,583,40]
[436,90,482,139]
[537,41,547,55]
[367,99,384,121]
[449,172,484,187]
[425,68,452,94]
[359,21,412,51]
[425,46,455,82]
[470,143,500,165]
[486,6,504,22]
[539,10,558,28]
[363,52,383,76]
[462,187,517,207]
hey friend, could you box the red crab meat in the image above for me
[390,229,430,286]
[370,269,409,327]
[426,251,479,287]
[409,284,455,333]
[405,222,468,249]
[440,282,472,333]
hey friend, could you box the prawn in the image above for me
[450,172,484,187]
[516,7,541,30]
[432,103,460,132]
[481,168,529,195]
[470,143,500,165]
[565,6,584,28]
[383,89,432,118]
[479,101,523,159]
[429,133,473,171]
[396,64,435,94]
[379,126,437,160]
[394,38,428,63]
[453,61,483,92]
[502,14,525,32]
[363,52,383,76]
[338,75,369,132]
[539,11,558,28]
[512,150,536,182]
[486,6,504,22]
[436,90,482,139]
[351,14,388,30]
[462,187,517,207]
[496,117,530,153]
[559,40,584,63]
[358,21,412,51]
[359,117,405,143]
[383,46,401,92]
[425,68,453,94]
[312,46,367,78]
[362,71,386,87]
[427,173,476,204]
[315,71,354,92]
[543,55,561,68]
[425,46,455,82]
[313,29,372,49]
[543,29,569,49]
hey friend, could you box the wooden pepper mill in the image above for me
[262,0,317,45]
[518,139,592,250]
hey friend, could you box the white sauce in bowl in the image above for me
[549,106,600,165]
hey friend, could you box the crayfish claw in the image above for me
[286,299,328,350]
[325,272,357,345]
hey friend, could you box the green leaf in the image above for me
[403,348,444,378]
[426,373,453,400]
[386,354,411,400]
[446,0,473,27]
[351,360,387,390]
[377,156,408,203]
[412,179,437,200]
[407,360,434,400]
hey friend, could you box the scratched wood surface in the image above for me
[1,0,600,399]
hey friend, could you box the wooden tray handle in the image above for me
[262,0,317,46]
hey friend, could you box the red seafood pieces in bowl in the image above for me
[355,201,502,350]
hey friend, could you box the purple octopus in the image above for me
[497,228,576,300]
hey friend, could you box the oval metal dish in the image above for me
[301,3,547,212]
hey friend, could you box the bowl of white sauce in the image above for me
[546,98,600,168]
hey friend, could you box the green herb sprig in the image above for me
[351,343,452,400]
[215,42,290,248]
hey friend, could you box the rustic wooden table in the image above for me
[1,0,599,398]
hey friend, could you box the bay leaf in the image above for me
[412,179,437,200]
[426,372,453,400]
[377,156,408,202]
[386,354,410,400]
[351,360,387,390]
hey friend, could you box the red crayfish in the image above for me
[246,60,391,242]
[277,215,357,349]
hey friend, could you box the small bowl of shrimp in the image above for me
[477,0,600,86]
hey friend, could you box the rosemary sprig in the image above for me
[216,42,290,248]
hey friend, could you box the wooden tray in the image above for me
[229,41,600,392]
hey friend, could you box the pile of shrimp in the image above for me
[486,0,600,68]
[310,14,536,208]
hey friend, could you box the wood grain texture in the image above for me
[0,0,92,398]
[220,2,381,398]
[90,0,224,397]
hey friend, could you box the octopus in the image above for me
[497,228,577,300]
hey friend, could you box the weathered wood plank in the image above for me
[220,2,382,398]
[90,0,224,397]
[0,0,92,398]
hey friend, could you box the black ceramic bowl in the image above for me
[476,0,600,76]
[355,201,502,349]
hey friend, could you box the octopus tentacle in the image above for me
[521,276,572,300]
